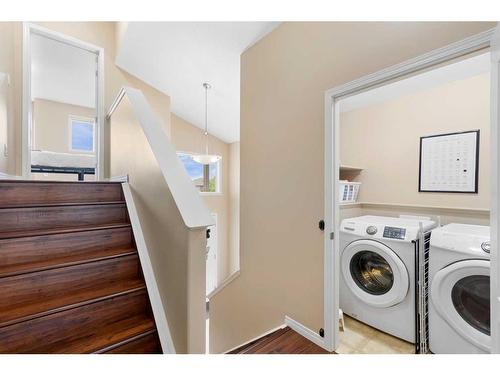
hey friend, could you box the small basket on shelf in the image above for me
[339,180,361,203]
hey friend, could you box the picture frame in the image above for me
[418,130,480,193]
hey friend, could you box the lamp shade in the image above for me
[191,154,221,164]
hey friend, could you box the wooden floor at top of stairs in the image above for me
[228,327,331,354]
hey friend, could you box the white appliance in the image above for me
[340,215,437,343]
[429,223,490,354]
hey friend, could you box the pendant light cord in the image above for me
[204,84,209,154]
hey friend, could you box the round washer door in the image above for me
[341,239,410,308]
[431,259,490,352]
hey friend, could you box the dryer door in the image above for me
[341,239,409,308]
[431,259,490,352]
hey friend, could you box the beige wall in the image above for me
[170,113,237,284]
[0,22,171,176]
[32,98,95,153]
[340,73,490,210]
[210,22,496,353]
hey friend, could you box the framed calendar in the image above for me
[419,130,479,193]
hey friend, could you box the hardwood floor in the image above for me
[229,327,331,354]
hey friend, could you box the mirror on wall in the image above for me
[29,32,98,181]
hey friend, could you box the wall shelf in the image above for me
[339,165,363,173]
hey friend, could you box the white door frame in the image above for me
[490,25,500,354]
[320,27,497,353]
[22,22,105,180]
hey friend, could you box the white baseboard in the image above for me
[284,315,328,350]
[223,323,286,354]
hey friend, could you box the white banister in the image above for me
[107,87,214,229]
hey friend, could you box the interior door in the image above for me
[206,213,218,295]
[491,23,500,354]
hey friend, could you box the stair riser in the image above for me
[0,290,155,353]
[0,182,123,207]
[0,255,142,318]
[0,204,129,236]
[0,227,133,269]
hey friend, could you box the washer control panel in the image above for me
[383,226,406,240]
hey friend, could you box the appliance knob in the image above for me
[481,241,490,253]
[366,226,377,235]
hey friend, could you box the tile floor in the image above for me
[336,315,416,354]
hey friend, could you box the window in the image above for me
[69,116,95,153]
[177,152,220,193]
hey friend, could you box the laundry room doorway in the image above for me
[319,24,500,354]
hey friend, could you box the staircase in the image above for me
[0,180,162,354]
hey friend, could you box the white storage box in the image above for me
[339,180,361,203]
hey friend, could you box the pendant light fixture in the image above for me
[191,83,221,165]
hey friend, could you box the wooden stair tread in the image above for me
[98,330,161,354]
[0,223,131,240]
[0,289,159,354]
[0,281,146,328]
[0,201,126,209]
[0,181,124,207]
[0,247,137,278]
[50,314,156,354]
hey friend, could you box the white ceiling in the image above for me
[115,22,279,143]
[340,52,491,113]
[31,33,97,108]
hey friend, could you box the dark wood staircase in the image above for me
[0,180,162,354]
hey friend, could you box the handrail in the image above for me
[107,87,214,229]
[122,182,176,354]
[207,270,240,300]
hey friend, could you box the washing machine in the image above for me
[429,223,490,354]
[340,215,437,343]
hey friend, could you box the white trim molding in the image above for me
[318,27,498,354]
[285,316,325,349]
[122,182,176,354]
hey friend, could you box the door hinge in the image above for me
[330,232,335,240]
